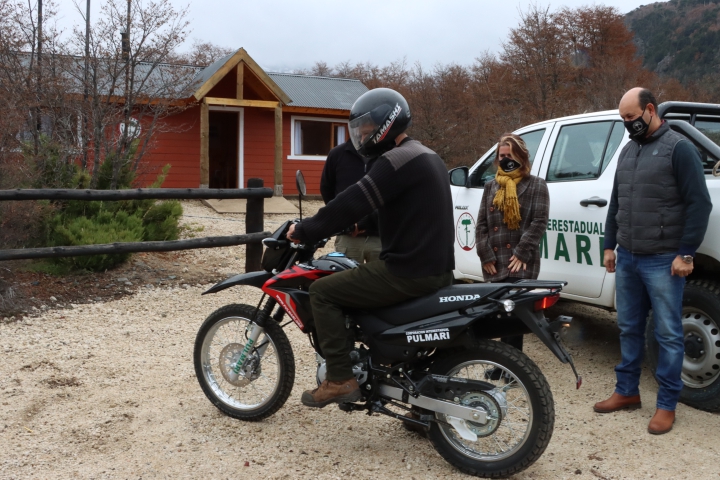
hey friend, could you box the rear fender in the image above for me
[513,306,572,364]
[202,271,273,295]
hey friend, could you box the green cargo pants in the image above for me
[334,234,382,263]
[309,260,452,381]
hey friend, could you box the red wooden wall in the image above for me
[137,106,201,188]
[142,103,346,194]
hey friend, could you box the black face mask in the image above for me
[499,157,521,173]
[623,107,651,139]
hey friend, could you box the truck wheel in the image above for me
[645,280,720,412]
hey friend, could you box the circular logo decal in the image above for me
[456,212,476,252]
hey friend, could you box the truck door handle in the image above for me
[579,197,608,207]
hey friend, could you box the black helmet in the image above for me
[349,88,411,158]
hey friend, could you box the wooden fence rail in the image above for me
[0,233,271,261]
[0,179,271,271]
[0,187,272,201]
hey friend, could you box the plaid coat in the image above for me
[475,175,550,282]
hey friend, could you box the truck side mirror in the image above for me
[449,167,469,187]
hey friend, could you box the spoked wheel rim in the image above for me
[681,307,720,388]
[200,316,281,410]
[437,360,533,461]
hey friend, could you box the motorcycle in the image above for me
[193,171,581,478]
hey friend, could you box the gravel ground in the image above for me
[1,200,719,480]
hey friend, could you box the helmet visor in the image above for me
[349,112,380,152]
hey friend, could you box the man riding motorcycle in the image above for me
[286,88,456,408]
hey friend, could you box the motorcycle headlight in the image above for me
[501,299,515,312]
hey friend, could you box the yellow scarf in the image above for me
[493,169,523,230]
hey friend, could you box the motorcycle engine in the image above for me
[316,349,368,386]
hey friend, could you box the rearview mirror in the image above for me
[449,167,469,187]
[295,170,307,197]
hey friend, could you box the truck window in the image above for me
[600,122,624,175]
[467,129,546,187]
[668,120,720,174]
[695,117,720,147]
[546,121,617,182]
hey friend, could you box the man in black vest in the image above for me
[320,139,381,263]
[594,88,712,434]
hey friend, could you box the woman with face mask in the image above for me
[475,133,550,357]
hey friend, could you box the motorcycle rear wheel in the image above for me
[427,340,555,478]
[194,304,295,421]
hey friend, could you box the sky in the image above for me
[53,0,665,72]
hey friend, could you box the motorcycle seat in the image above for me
[370,283,507,326]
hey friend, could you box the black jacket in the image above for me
[320,140,379,236]
[296,138,455,278]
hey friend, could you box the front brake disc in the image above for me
[219,343,252,387]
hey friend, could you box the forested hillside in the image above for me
[626,0,720,84]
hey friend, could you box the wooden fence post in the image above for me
[245,178,264,272]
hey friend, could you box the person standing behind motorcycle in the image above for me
[286,88,455,408]
[475,133,550,354]
[320,139,381,263]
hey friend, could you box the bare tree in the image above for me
[65,0,192,188]
[170,39,234,66]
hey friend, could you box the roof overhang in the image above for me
[192,48,291,105]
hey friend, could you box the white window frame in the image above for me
[288,115,349,161]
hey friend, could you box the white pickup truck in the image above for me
[449,102,720,412]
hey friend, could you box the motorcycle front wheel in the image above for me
[427,340,555,478]
[193,304,295,421]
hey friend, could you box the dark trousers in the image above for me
[493,277,524,351]
[309,260,452,381]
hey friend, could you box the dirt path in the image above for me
[1,201,719,479]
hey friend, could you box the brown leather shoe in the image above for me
[301,377,361,408]
[593,392,642,413]
[648,408,675,435]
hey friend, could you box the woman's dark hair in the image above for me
[494,133,531,177]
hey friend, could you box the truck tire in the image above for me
[645,280,720,412]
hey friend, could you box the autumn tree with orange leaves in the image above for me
[309,4,698,168]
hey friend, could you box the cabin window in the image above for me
[289,116,349,160]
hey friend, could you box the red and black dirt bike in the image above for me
[193,172,581,478]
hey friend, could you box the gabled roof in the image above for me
[13,49,367,110]
[190,48,291,104]
[268,73,368,111]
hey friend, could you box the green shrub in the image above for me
[43,163,182,272]
[143,201,183,241]
[23,136,78,189]
[49,209,145,272]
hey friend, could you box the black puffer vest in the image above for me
[615,122,687,254]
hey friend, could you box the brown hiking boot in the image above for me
[593,392,641,413]
[648,408,675,435]
[301,378,361,408]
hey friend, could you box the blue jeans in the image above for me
[614,246,685,411]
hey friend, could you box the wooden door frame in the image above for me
[208,105,244,189]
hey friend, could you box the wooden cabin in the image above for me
[140,48,368,195]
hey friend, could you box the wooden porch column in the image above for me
[274,105,283,196]
[200,99,209,188]
[236,62,244,99]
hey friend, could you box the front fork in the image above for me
[227,298,277,382]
